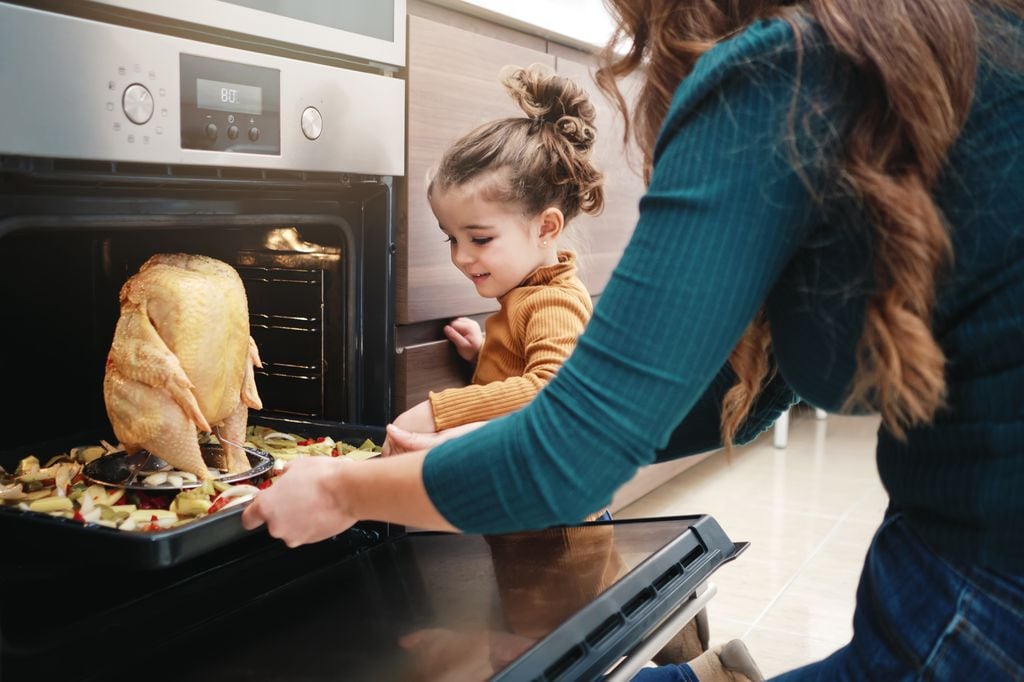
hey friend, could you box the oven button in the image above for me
[205,123,218,140]
[227,125,239,140]
[122,83,153,125]
[301,106,323,140]
[248,126,260,142]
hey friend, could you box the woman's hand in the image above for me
[242,450,457,544]
[241,456,355,547]
[384,421,489,456]
[444,317,483,363]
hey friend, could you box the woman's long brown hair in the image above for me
[597,0,1021,445]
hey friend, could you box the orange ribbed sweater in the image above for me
[429,251,592,431]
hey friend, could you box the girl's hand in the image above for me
[383,420,488,456]
[382,400,437,456]
[241,456,355,547]
[444,317,483,362]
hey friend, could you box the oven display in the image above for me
[197,78,263,115]
[180,54,280,155]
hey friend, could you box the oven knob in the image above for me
[301,106,323,140]
[227,125,239,140]
[205,123,218,140]
[248,126,260,142]
[122,83,154,125]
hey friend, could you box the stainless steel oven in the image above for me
[0,3,744,680]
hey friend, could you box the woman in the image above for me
[244,0,1024,678]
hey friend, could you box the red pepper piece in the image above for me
[208,497,230,514]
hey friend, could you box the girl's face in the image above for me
[430,184,557,299]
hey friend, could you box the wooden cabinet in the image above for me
[396,4,644,414]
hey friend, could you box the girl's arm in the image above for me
[429,288,590,430]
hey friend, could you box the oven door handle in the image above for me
[604,582,718,682]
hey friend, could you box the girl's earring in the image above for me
[542,240,548,247]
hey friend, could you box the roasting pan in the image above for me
[0,417,385,569]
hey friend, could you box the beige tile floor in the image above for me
[618,410,888,679]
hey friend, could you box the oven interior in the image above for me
[0,162,395,460]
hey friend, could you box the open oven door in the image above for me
[141,515,746,682]
[1,514,743,681]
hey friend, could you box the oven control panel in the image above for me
[0,3,403,175]
[179,54,280,155]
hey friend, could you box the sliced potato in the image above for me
[29,497,73,513]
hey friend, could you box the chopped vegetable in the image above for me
[28,497,73,513]
[4,428,380,532]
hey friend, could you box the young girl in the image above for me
[382,63,604,450]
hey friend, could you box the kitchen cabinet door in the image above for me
[402,14,555,325]
[394,339,472,413]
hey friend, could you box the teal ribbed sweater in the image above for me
[424,16,1024,570]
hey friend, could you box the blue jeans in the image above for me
[635,514,1024,681]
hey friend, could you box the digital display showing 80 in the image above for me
[196,77,262,115]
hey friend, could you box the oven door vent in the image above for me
[1,155,370,190]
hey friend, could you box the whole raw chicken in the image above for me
[104,254,263,478]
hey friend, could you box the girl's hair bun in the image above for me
[500,64,598,152]
[430,64,604,222]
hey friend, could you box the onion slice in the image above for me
[262,432,297,441]
[212,484,260,510]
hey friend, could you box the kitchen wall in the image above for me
[425,0,617,51]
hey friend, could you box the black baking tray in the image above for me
[493,515,748,682]
[1,416,385,569]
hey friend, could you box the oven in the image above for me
[0,0,404,672]
[0,3,745,680]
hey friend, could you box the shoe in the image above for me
[684,639,764,682]
[717,640,764,682]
